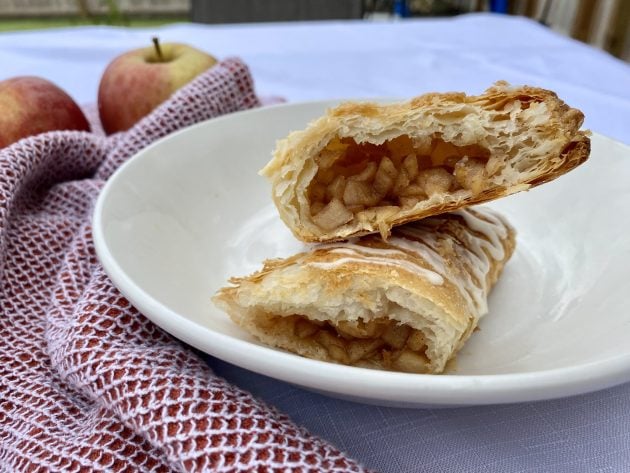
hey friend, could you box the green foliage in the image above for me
[0,0,187,31]
[0,17,187,32]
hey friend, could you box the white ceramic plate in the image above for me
[93,100,630,408]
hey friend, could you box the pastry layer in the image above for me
[213,206,516,374]
[261,82,589,242]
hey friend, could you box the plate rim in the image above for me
[92,99,630,407]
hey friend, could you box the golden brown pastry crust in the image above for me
[213,206,516,374]
[261,81,589,242]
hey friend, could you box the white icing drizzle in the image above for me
[319,243,408,258]
[308,256,444,285]
[396,223,485,313]
[307,207,509,317]
[445,207,509,314]
[454,208,507,260]
[313,242,445,285]
[387,236,446,276]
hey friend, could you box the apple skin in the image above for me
[0,76,90,149]
[98,43,217,134]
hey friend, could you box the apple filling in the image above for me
[308,135,490,231]
[272,314,430,373]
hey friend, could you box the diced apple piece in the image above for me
[382,323,411,349]
[402,154,419,180]
[391,349,429,373]
[349,161,377,182]
[326,175,347,201]
[406,330,427,352]
[343,180,382,206]
[417,167,454,196]
[454,157,487,195]
[373,157,397,195]
[312,198,353,230]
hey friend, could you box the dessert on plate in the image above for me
[261,81,589,242]
[213,207,515,374]
[213,82,590,374]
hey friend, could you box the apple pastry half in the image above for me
[261,81,589,242]
[213,207,515,374]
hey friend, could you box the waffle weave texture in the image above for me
[0,58,369,473]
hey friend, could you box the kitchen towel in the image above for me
[0,57,368,473]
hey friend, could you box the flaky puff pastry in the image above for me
[213,206,515,374]
[261,82,589,242]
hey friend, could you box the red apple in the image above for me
[98,38,217,134]
[0,76,90,149]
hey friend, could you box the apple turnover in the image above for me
[213,206,515,374]
[261,81,589,242]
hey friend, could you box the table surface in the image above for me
[2,13,629,473]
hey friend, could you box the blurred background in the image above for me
[0,0,627,61]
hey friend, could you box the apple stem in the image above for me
[152,36,164,62]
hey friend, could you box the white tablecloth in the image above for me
[2,13,629,472]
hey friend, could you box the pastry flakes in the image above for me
[261,82,589,242]
[213,207,515,374]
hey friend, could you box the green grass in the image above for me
[0,16,189,32]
